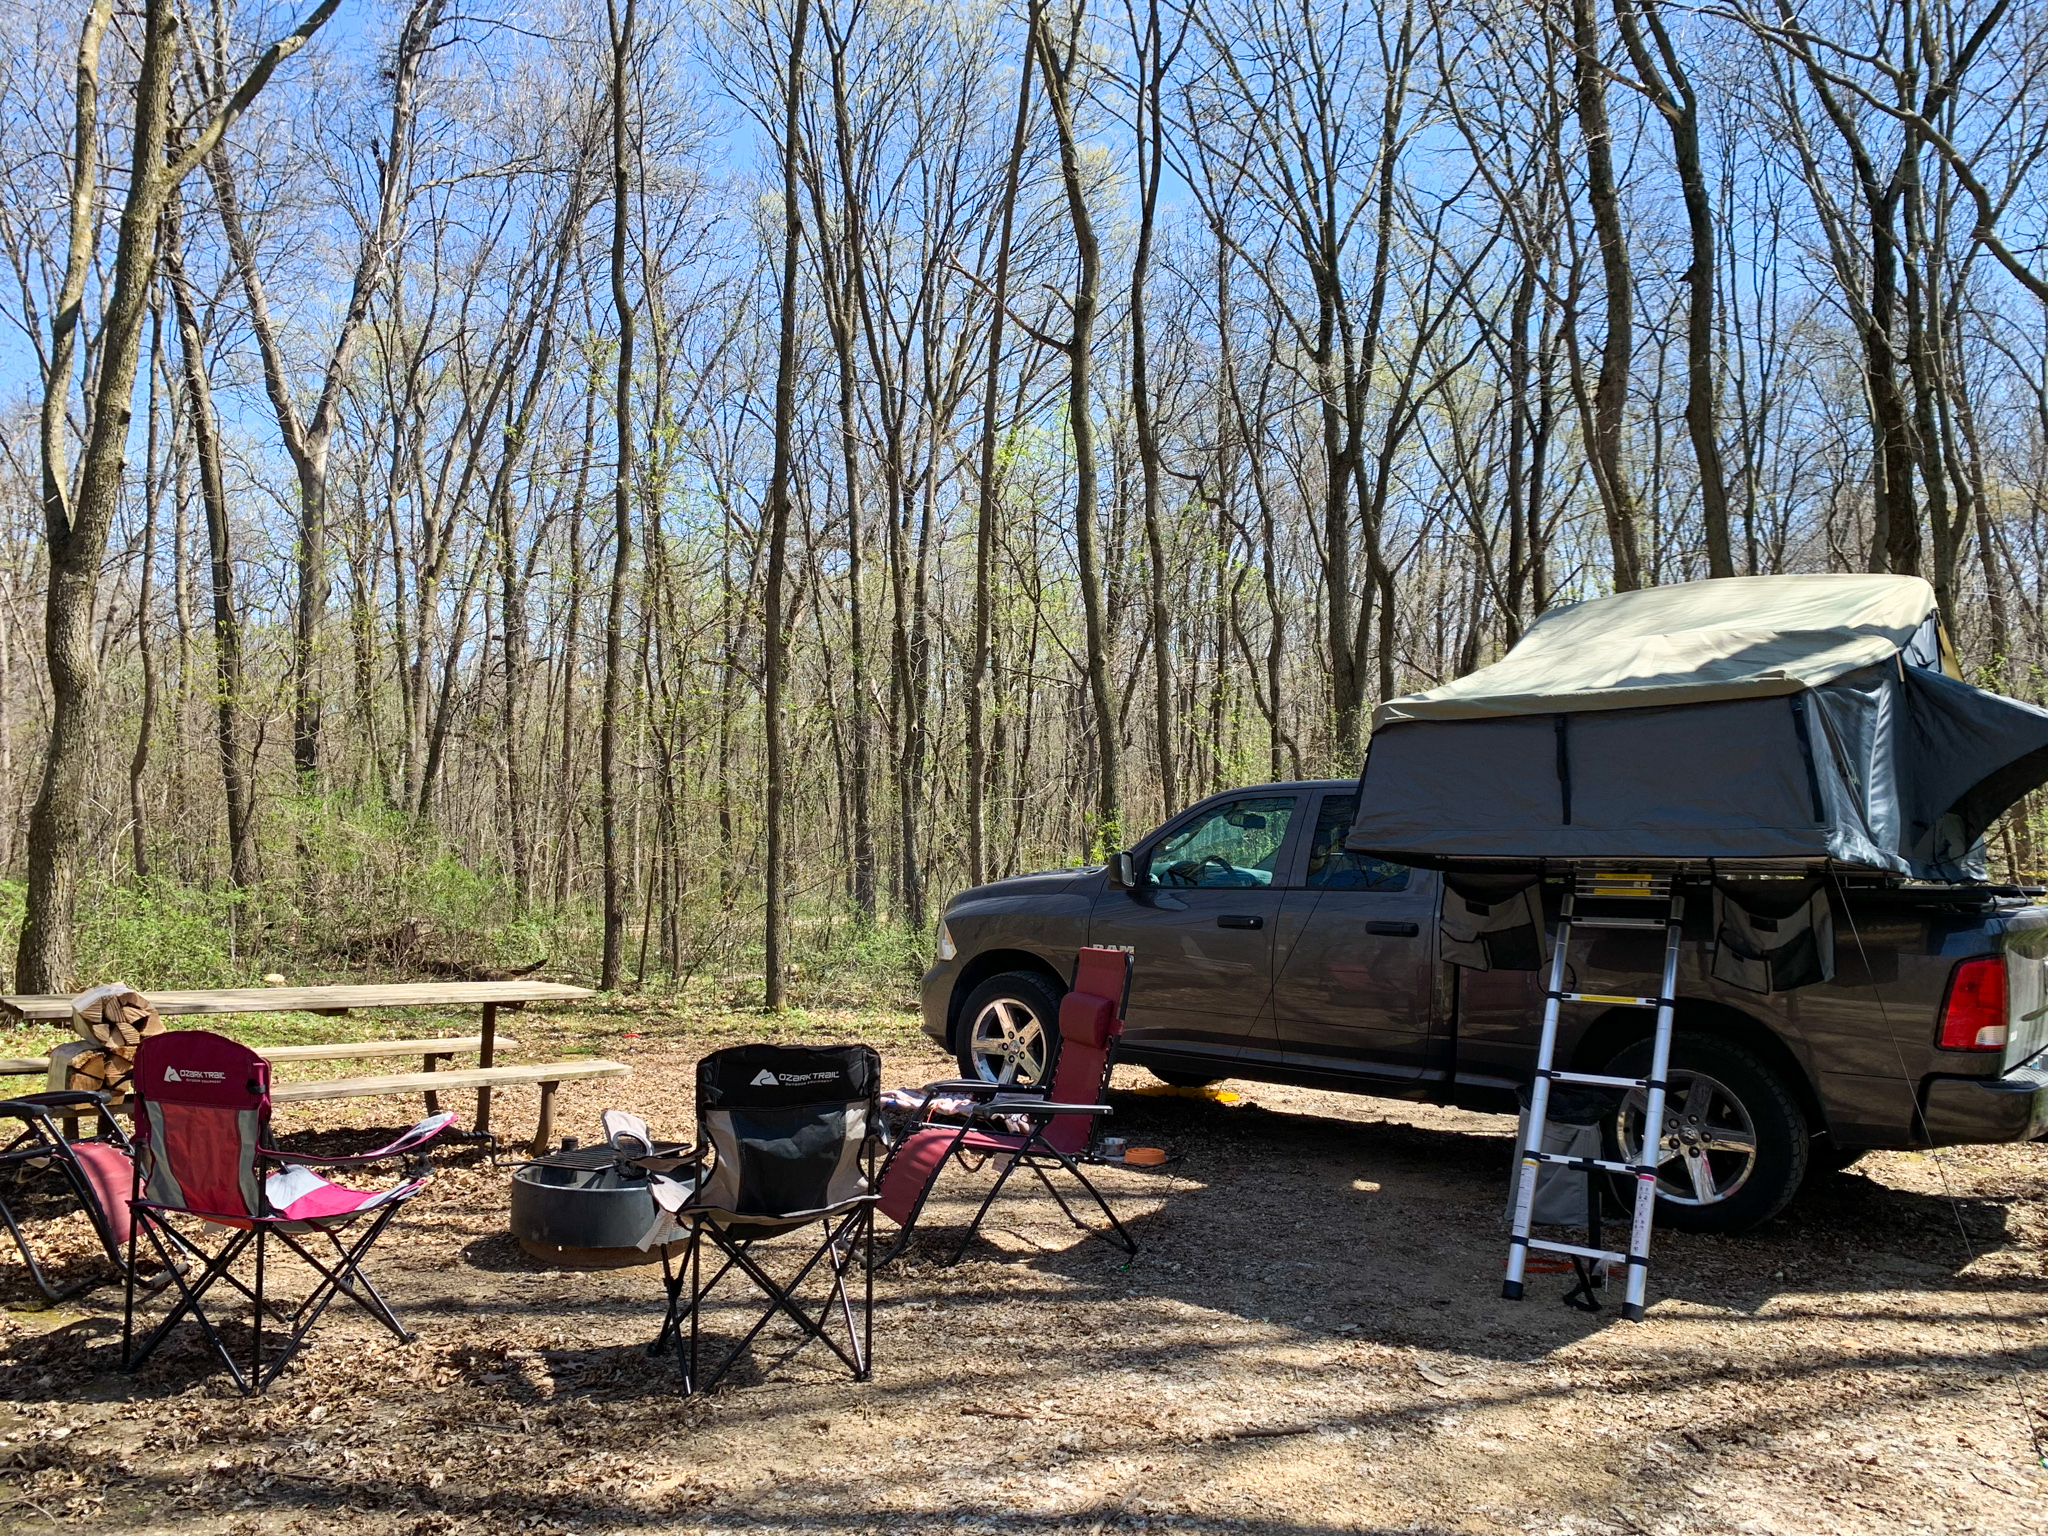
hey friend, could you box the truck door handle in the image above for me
[1365,920,1420,937]
[1217,914,1264,930]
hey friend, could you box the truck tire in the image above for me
[954,970,1064,1088]
[1600,1032,1809,1235]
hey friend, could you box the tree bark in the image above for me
[966,16,1034,887]
[761,0,811,1010]
[1613,0,1732,577]
[164,196,259,890]
[128,301,167,881]
[1568,0,1644,590]
[600,0,639,989]
[18,0,334,988]
[1033,0,1120,852]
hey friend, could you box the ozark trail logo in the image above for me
[750,1068,841,1087]
[160,1066,225,1084]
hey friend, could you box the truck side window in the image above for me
[1145,796,1297,888]
[1306,793,1409,890]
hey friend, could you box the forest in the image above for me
[0,0,2044,1002]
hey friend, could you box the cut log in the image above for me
[64,986,158,1104]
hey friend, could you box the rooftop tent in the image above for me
[1344,573,2048,883]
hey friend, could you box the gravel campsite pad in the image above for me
[3,1004,2046,1535]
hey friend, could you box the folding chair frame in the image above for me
[651,1198,878,1395]
[874,1095,1135,1266]
[123,1198,416,1394]
[877,948,1138,1266]
[0,1090,147,1302]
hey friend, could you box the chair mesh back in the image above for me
[131,1032,270,1220]
[694,1044,880,1220]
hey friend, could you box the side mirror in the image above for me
[1109,850,1140,890]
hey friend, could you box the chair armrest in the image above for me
[264,1111,457,1167]
[0,1089,109,1112]
[631,1148,707,1176]
[978,1099,1110,1117]
[919,1078,1037,1097]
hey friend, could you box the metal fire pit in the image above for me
[510,1144,687,1269]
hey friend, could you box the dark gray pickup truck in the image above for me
[921,778,2048,1233]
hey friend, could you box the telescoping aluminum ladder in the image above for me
[1503,869,1683,1322]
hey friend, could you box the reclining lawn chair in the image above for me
[122,1030,453,1394]
[642,1043,881,1395]
[876,946,1136,1264]
[0,1090,142,1301]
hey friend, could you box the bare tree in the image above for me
[17,0,339,989]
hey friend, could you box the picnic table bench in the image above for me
[1,981,621,1154]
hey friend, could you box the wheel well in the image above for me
[946,949,1068,1049]
[1567,997,1829,1136]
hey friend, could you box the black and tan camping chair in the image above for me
[642,1043,882,1394]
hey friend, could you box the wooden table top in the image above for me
[0,980,596,1023]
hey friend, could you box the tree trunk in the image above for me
[1569,0,1644,590]
[1033,0,1120,852]
[16,0,337,988]
[761,0,810,1010]
[1130,0,1180,818]
[1613,0,1732,577]
[165,198,259,890]
[966,18,1034,887]
[600,0,639,989]
[129,298,166,881]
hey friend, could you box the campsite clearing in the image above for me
[0,1003,2043,1535]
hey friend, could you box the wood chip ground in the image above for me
[2,1003,2043,1534]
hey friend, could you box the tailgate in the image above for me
[2000,905,2048,1068]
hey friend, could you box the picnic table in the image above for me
[0,981,624,1154]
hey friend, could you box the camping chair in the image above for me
[876,946,1136,1264]
[642,1043,882,1395]
[0,1090,142,1301]
[122,1030,454,1394]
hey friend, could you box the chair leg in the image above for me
[1029,1146,1138,1255]
[121,1200,139,1366]
[125,1215,257,1393]
[265,1207,414,1357]
[0,1190,81,1302]
[252,1227,266,1392]
[686,1223,702,1396]
[948,1151,1026,1265]
[689,1209,875,1394]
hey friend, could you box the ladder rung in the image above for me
[1556,992,1662,1007]
[1547,1070,1654,1090]
[1565,916,1671,931]
[1526,1150,1643,1175]
[1526,1238,1633,1264]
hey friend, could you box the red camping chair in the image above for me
[876,947,1137,1264]
[122,1030,453,1393]
[0,1090,145,1301]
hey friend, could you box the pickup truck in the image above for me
[920,778,2048,1234]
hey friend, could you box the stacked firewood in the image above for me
[65,985,164,1102]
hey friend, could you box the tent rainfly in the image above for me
[1344,573,2048,883]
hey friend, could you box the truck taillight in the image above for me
[1938,955,2009,1051]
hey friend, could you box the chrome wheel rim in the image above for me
[1617,1069,1759,1206]
[967,998,1050,1086]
